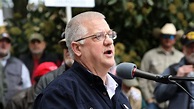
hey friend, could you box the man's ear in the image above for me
[71,42,81,57]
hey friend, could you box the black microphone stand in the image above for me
[169,76,194,81]
[157,75,194,100]
[153,75,194,84]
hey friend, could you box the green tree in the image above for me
[2,0,194,67]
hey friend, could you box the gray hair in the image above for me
[65,11,105,59]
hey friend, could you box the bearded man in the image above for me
[154,29,194,109]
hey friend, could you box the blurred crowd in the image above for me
[0,32,63,109]
[0,17,194,109]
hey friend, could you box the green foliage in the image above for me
[3,0,194,67]
[5,3,66,56]
[93,0,194,67]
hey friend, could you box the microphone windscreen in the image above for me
[116,62,137,79]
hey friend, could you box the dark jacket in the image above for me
[34,64,68,98]
[154,57,191,109]
[19,51,60,77]
[33,61,132,109]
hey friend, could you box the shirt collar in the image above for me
[105,73,118,98]
[1,52,10,60]
[72,61,121,98]
[0,53,10,66]
[106,73,118,88]
[157,46,175,55]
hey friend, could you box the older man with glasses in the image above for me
[33,11,132,109]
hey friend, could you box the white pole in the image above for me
[66,6,72,22]
[0,9,4,26]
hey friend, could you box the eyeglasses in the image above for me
[74,30,117,42]
[30,39,41,44]
[161,34,175,40]
[0,38,11,43]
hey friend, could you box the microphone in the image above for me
[116,62,194,100]
[116,62,171,84]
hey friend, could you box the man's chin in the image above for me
[0,52,8,57]
[31,51,43,55]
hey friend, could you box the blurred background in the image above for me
[0,0,194,67]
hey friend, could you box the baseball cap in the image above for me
[28,33,44,42]
[58,31,67,48]
[181,29,194,46]
[0,32,12,42]
[33,62,58,79]
[58,38,66,47]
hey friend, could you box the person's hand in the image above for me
[177,65,194,77]
[127,87,142,109]
[128,87,142,101]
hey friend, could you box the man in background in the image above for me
[19,33,60,84]
[139,23,184,109]
[34,36,74,98]
[5,62,58,109]
[122,79,143,109]
[0,32,31,109]
[154,28,194,109]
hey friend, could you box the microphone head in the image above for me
[116,62,137,79]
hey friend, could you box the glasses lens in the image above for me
[31,39,41,44]
[112,31,117,39]
[94,32,103,41]
[75,30,117,42]
[162,35,175,40]
[0,38,11,43]
[96,31,117,41]
[108,31,116,39]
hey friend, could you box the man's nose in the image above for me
[103,35,113,45]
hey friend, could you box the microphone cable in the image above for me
[168,75,194,100]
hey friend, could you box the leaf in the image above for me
[108,0,117,5]
[135,15,143,27]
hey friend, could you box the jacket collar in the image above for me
[71,61,122,88]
